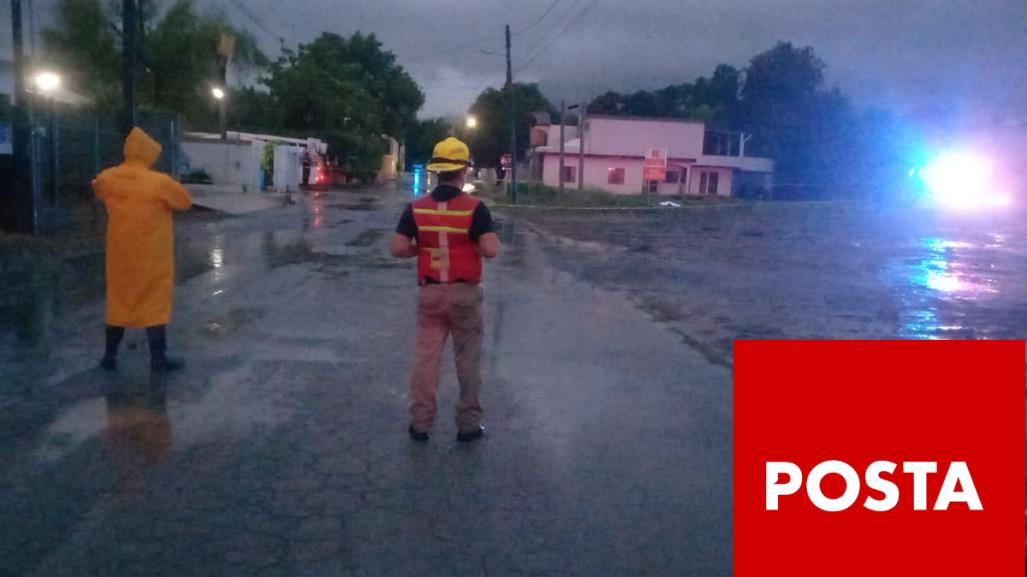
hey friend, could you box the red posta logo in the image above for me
[734,341,1025,577]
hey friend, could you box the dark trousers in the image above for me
[104,325,169,360]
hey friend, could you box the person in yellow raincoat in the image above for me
[93,127,192,372]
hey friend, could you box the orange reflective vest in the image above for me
[412,193,483,285]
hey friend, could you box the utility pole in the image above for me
[216,33,235,141]
[122,0,137,135]
[577,104,585,191]
[558,100,565,192]
[7,0,35,233]
[505,24,517,204]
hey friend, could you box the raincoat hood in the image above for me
[124,127,162,168]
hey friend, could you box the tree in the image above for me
[142,0,267,126]
[43,0,266,126]
[587,85,692,119]
[689,64,740,126]
[588,91,626,115]
[261,32,423,171]
[227,86,275,132]
[42,0,122,110]
[405,118,452,168]
[739,42,839,197]
[466,83,553,167]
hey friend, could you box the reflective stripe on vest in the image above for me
[412,193,482,285]
[413,208,475,217]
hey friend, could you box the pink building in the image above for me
[532,115,774,196]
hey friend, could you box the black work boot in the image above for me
[100,326,125,370]
[147,325,185,373]
[408,425,429,442]
[456,424,486,443]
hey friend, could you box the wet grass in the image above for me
[477,182,746,209]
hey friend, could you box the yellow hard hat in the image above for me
[426,137,472,173]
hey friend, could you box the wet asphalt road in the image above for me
[516,200,1027,367]
[4,184,1025,576]
[0,185,731,576]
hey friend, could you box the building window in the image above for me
[608,167,625,185]
[699,171,720,195]
[561,166,576,183]
[664,171,680,184]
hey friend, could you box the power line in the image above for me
[224,0,283,43]
[403,34,497,64]
[514,0,563,35]
[516,0,600,75]
[399,1,564,65]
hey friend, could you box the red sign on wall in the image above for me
[643,148,667,181]
[735,340,1025,577]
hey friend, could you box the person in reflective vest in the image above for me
[392,137,500,442]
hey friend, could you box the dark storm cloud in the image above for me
[26,0,1026,119]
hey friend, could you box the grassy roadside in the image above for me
[473,181,741,209]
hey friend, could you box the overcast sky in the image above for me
[5,0,1026,122]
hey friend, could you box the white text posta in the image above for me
[765,460,983,512]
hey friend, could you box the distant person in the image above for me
[301,146,312,187]
[391,137,500,442]
[93,127,192,372]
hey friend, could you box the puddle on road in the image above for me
[345,228,386,247]
[894,235,1007,339]
[0,249,106,350]
[203,307,265,338]
[328,197,382,212]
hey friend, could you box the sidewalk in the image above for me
[187,184,292,215]
[1,187,731,577]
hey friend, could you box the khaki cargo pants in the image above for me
[409,283,484,433]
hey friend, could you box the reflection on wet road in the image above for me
[520,201,1027,364]
[1,188,1025,576]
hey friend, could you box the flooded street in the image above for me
[0,185,733,577]
[516,201,1027,366]
[0,184,1023,576]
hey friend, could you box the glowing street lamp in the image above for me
[34,71,62,207]
[465,115,478,130]
[211,86,228,140]
[34,71,61,94]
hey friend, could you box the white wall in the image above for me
[543,155,646,194]
[586,116,705,159]
[543,154,735,196]
[181,140,263,192]
[685,167,733,196]
[546,125,578,147]
[273,145,302,193]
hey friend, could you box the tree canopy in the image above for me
[405,118,452,169]
[43,0,266,126]
[466,83,553,167]
[260,32,423,171]
[586,65,741,127]
[582,42,907,198]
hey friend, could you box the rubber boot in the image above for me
[147,325,185,372]
[100,326,125,370]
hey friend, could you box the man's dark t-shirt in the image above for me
[396,185,496,243]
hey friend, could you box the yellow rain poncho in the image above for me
[93,128,192,327]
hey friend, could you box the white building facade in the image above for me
[534,115,774,197]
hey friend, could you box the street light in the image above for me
[465,115,478,130]
[33,71,62,209]
[211,86,227,140]
[34,71,61,93]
